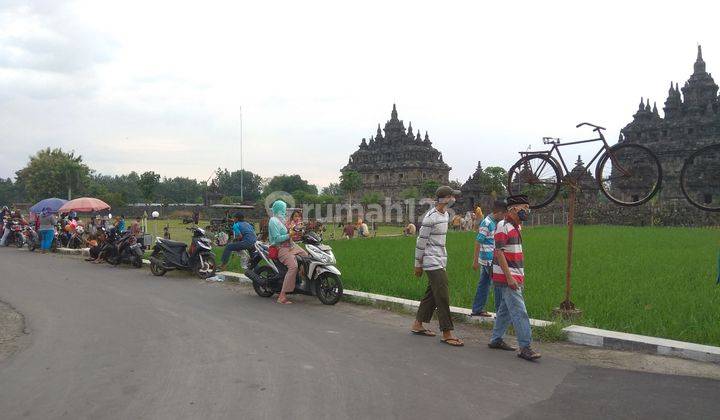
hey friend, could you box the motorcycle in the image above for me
[244,231,343,305]
[22,225,39,251]
[3,220,25,248]
[106,230,144,268]
[148,227,216,279]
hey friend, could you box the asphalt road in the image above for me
[0,248,718,420]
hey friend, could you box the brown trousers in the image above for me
[278,245,308,293]
[415,268,454,331]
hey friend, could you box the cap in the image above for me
[506,194,529,206]
[436,185,461,198]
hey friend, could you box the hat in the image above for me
[435,185,461,198]
[506,194,529,206]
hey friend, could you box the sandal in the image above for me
[411,328,437,337]
[441,337,464,347]
[277,298,293,305]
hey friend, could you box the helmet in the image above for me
[302,231,322,245]
[76,226,84,234]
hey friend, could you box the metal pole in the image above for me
[240,106,244,203]
[563,186,576,309]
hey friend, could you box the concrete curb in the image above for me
[47,250,720,364]
[563,325,720,363]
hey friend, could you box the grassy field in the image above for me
[324,226,720,346]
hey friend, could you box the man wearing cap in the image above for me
[218,212,257,272]
[488,194,541,360]
[410,186,464,347]
[470,199,507,317]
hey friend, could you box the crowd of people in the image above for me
[0,205,142,256]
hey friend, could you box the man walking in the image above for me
[470,199,506,317]
[488,194,541,360]
[410,186,464,347]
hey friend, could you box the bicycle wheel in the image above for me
[680,144,720,212]
[507,154,561,209]
[595,143,662,206]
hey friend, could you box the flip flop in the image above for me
[441,338,464,347]
[411,329,436,337]
[276,299,293,305]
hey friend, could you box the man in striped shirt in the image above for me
[470,200,507,317]
[410,186,464,347]
[488,194,541,361]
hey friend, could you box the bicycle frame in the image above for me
[520,129,614,177]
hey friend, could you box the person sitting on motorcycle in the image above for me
[218,212,257,272]
[286,210,304,242]
[268,200,308,305]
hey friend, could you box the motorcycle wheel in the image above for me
[194,253,216,279]
[131,255,143,268]
[315,272,343,305]
[106,249,120,266]
[252,266,275,298]
[27,239,36,252]
[150,252,167,276]
[15,234,24,248]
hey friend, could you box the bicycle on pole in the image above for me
[680,143,720,212]
[507,122,663,209]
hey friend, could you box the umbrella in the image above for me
[30,198,67,214]
[58,197,111,213]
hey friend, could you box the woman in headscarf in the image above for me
[268,200,308,304]
[38,207,57,254]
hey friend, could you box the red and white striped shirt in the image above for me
[492,219,524,285]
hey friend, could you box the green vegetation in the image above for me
[324,226,720,346]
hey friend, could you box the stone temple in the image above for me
[343,104,450,200]
[620,45,720,203]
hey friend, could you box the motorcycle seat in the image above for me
[160,239,187,249]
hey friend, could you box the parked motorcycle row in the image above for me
[2,213,344,305]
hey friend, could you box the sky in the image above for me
[1,0,719,189]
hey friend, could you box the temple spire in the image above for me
[645,99,651,111]
[652,102,658,115]
[694,44,706,74]
[391,103,398,120]
[407,121,413,137]
[376,123,383,139]
[638,97,645,111]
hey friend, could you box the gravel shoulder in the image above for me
[0,299,27,363]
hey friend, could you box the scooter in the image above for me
[244,231,343,305]
[106,230,144,268]
[23,225,38,251]
[148,227,216,279]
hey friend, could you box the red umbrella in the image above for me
[58,197,111,213]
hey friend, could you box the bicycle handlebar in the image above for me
[576,122,606,131]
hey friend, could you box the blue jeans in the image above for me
[221,239,255,265]
[471,265,497,313]
[39,229,54,250]
[491,285,532,348]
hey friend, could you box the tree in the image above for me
[157,177,203,203]
[361,191,382,206]
[15,148,91,201]
[264,174,317,197]
[400,187,420,200]
[420,180,440,197]
[321,182,343,197]
[339,170,362,206]
[138,171,161,203]
[0,178,21,205]
[480,166,508,197]
[213,168,263,203]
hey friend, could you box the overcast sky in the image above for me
[1,0,718,188]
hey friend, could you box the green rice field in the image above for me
[324,226,720,346]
